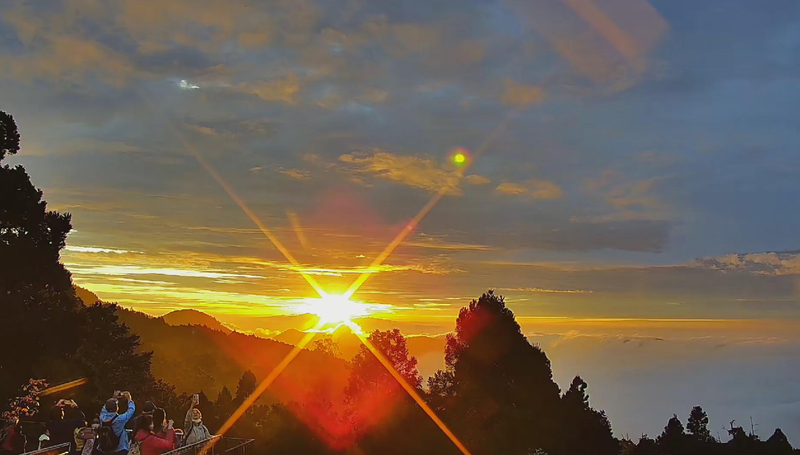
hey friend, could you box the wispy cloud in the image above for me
[65,246,142,254]
[495,179,563,200]
[339,150,462,195]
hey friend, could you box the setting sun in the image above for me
[293,294,386,329]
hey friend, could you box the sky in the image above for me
[2,0,800,441]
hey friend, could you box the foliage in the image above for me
[0,110,180,421]
[437,291,563,455]
[558,376,618,455]
[313,337,342,359]
[234,370,257,406]
[0,111,20,161]
[687,406,713,443]
[1,379,48,420]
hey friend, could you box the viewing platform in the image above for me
[20,437,254,455]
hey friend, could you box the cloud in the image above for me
[464,174,490,185]
[501,78,546,108]
[495,179,563,200]
[495,182,528,195]
[242,73,301,104]
[338,150,462,195]
[584,171,669,221]
[499,287,594,294]
[279,168,311,180]
[65,246,142,254]
[694,251,800,276]
[67,265,266,280]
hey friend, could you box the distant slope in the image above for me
[162,309,232,334]
[75,285,100,305]
[271,326,449,378]
[112,307,351,406]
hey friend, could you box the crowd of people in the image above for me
[0,392,212,455]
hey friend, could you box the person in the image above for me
[130,402,157,439]
[0,416,26,455]
[98,391,136,454]
[151,410,167,439]
[131,415,175,455]
[75,417,99,455]
[182,395,211,446]
[46,399,86,454]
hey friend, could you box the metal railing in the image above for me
[160,435,253,455]
[217,437,255,455]
[20,442,71,455]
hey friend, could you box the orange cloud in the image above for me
[280,168,312,180]
[339,150,462,195]
[243,73,301,104]
[464,174,491,185]
[495,179,563,199]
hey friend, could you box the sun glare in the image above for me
[294,294,379,329]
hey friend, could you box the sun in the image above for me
[296,294,372,328]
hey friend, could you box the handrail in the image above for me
[21,442,71,455]
[158,436,254,455]
[161,435,222,455]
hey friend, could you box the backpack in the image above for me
[98,415,120,452]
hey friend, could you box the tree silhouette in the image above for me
[559,376,618,455]
[235,370,257,406]
[765,429,793,455]
[215,386,234,417]
[0,111,172,420]
[438,291,562,455]
[345,329,454,455]
[0,111,20,160]
[312,337,342,359]
[657,415,687,455]
[686,406,712,443]
[346,329,421,398]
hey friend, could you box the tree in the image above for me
[657,415,687,455]
[1,112,81,400]
[0,111,20,161]
[235,370,257,405]
[765,428,793,455]
[439,291,562,455]
[343,330,452,455]
[312,336,341,359]
[687,406,712,442]
[0,111,177,415]
[215,386,234,417]
[559,376,618,455]
[346,329,421,400]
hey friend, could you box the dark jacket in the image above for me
[47,409,86,454]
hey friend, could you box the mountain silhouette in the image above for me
[113,306,351,406]
[162,308,233,334]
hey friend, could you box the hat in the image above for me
[142,402,157,414]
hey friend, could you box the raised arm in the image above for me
[118,392,136,423]
[184,394,199,430]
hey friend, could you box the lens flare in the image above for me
[292,294,385,326]
[450,147,470,166]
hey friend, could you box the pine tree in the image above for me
[235,370,257,405]
[441,291,562,455]
[686,406,712,442]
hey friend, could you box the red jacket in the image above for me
[133,429,175,455]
